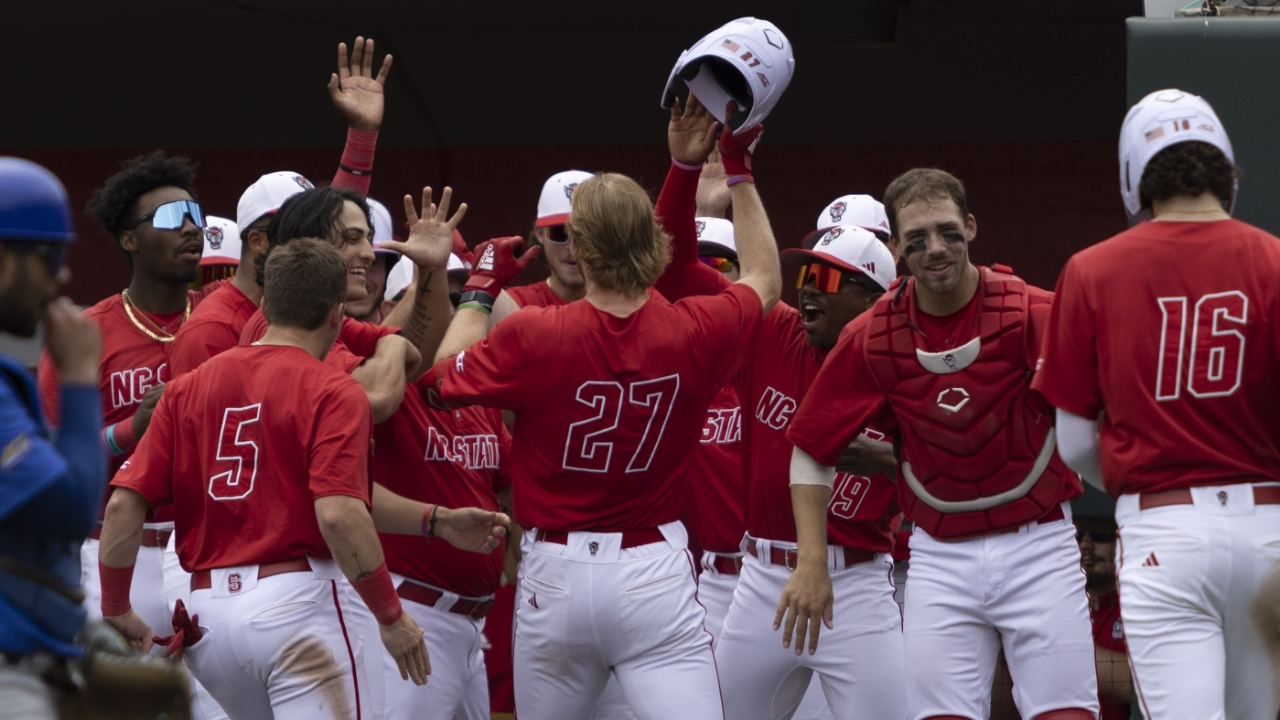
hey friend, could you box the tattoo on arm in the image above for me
[402,272,435,347]
[353,551,372,580]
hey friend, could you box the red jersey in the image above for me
[505,281,566,309]
[376,380,512,597]
[433,284,764,532]
[169,283,258,377]
[112,344,373,571]
[1090,590,1129,720]
[736,303,898,551]
[1033,219,1280,496]
[37,291,205,482]
[239,309,396,374]
[685,386,745,554]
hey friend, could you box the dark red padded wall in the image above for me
[18,140,1126,308]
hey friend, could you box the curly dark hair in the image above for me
[1139,141,1237,212]
[86,151,198,242]
[256,186,371,288]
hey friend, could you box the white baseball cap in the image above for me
[236,171,315,235]
[661,17,795,134]
[536,170,595,227]
[367,198,400,259]
[802,195,891,248]
[695,217,736,256]
[384,253,467,302]
[781,225,897,292]
[1119,89,1235,221]
[201,216,241,266]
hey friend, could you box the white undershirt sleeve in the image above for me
[1055,407,1105,491]
[790,446,836,489]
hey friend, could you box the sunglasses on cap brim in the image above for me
[796,263,879,294]
[129,200,206,232]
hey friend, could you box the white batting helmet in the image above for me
[1119,89,1234,221]
[661,17,794,134]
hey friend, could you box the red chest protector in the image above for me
[864,266,1076,539]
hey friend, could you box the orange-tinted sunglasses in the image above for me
[797,263,846,292]
[700,256,736,273]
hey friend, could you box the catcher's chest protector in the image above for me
[864,266,1071,539]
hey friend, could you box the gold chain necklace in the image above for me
[121,289,190,343]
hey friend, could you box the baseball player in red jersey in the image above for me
[785,167,1097,720]
[1076,524,1130,720]
[98,239,507,720]
[375,277,514,719]
[34,152,215,650]
[424,160,782,720]
[1034,89,1280,720]
[653,97,906,720]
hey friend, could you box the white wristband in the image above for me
[790,447,836,489]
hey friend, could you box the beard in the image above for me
[0,271,44,338]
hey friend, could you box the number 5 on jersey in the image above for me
[1156,291,1248,400]
[209,404,262,500]
[563,375,680,473]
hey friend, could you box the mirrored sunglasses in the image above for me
[700,256,735,273]
[129,200,206,231]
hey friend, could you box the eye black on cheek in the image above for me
[942,232,965,244]
[904,241,925,256]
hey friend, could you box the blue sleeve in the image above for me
[2,385,105,540]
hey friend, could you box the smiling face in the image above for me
[890,197,980,315]
[333,200,375,302]
[345,254,390,321]
[798,268,882,350]
[122,186,203,284]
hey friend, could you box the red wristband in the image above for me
[334,128,379,195]
[350,563,403,626]
[99,561,135,617]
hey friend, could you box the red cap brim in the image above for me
[535,213,570,228]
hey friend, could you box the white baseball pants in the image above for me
[159,533,228,720]
[513,521,723,720]
[1116,483,1280,720]
[81,531,172,639]
[904,503,1098,720]
[714,541,907,720]
[179,558,385,720]
[382,576,489,720]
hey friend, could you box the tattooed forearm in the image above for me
[401,272,435,347]
[353,551,372,580]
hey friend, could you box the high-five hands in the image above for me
[463,237,541,296]
[718,102,764,183]
[669,92,722,167]
[328,37,392,132]
[381,187,467,272]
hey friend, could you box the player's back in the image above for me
[1069,218,1280,491]
[441,285,761,532]
[159,344,372,570]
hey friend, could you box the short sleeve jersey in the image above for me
[239,310,397,374]
[506,282,665,310]
[169,283,259,377]
[1033,220,1280,495]
[434,284,763,532]
[737,303,898,551]
[112,345,373,571]
[375,381,512,597]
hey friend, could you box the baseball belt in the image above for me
[1140,484,1280,511]
[190,557,311,592]
[534,528,665,549]
[744,538,875,571]
[396,579,494,619]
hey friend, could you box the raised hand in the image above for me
[718,102,764,181]
[328,37,392,133]
[668,92,722,167]
[435,506,511,554]
[695,149,732,218]
[381,187,466,271]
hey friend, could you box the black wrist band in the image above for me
[457,290,495,310]
[338,163,371,177]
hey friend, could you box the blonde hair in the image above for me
[567,173,672,296]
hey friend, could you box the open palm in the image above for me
[380,187,466,270]
[328,37,392,132]
[669,92,721,167]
